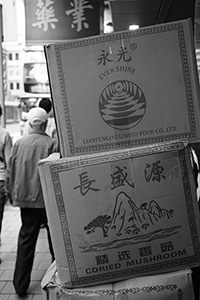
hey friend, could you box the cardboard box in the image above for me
[44,18,200,157]
[38,141,200,287]
[41,262,195,300]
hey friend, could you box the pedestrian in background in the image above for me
[23,97,57,139]
[0,105,12,250]
[5,107,59,296]
[39,98,57,139]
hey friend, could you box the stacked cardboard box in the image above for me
[41,262,195,300]
[44,18,200,157]
[39,141,200,288]
[39,18,200,299]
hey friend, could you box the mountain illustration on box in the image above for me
[80,191,181,253]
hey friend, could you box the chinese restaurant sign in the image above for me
[25,0,100,45]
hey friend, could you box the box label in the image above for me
[49,142,200,285]
[46,20,200,156]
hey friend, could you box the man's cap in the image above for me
[27,107,48,125]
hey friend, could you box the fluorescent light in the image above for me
[129,24,139,30]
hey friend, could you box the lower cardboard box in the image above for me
[41,262,195,300]
[38,140,200,287]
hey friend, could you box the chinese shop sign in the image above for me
[25,0,100,45]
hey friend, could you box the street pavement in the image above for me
[0,203,52,299]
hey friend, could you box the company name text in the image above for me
[82,126,177,145]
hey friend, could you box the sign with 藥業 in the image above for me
[24,0,100,45]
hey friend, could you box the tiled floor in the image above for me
[0,203,52,299]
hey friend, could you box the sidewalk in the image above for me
[0,202,52,299]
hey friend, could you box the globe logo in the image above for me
[99,80,146,130]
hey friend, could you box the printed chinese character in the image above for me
[144,160,165,182]
[74,171,101,196]
[160,242,174,253]
[32,0,58,32]
[117,250,131,261]
[95,254,109,265]
[97,50,113,66]
[65,0,93,32]
[117,46,132,62]
[110,166,135,190]
[139,246,152,257]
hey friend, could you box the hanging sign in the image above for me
[25,0,100,45]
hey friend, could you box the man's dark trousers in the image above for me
[13,207,54,295]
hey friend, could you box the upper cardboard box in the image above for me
[45,18,200,157]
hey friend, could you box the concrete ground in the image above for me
[0,203,52,299]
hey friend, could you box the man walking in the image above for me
[5,107,59,296]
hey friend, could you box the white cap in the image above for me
[27,107,48,125]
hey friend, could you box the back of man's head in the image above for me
[27,107,48,132]
[39,98,52,114]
